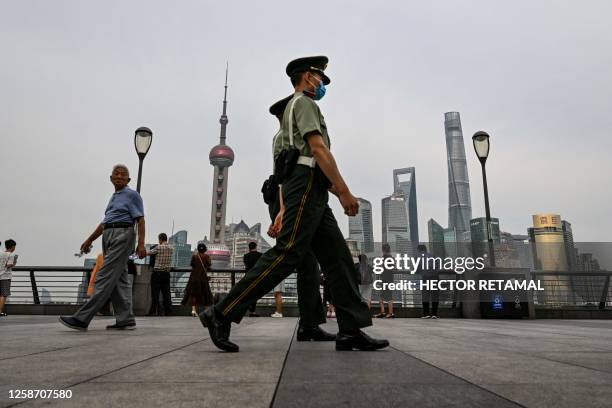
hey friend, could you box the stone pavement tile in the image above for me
[16,382,275,408]
[281,347,463,385]
[410,350,612,385]
[482,384,612,408]
[388,329,606,354]
[272,383,521,408]
[536,351,612,374]
[91,337,292,384]
[0,341,203,399]
[369,319,612,353]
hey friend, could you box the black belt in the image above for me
[103,222,134,229]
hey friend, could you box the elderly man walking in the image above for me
[60,164,146,331]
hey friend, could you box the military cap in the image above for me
[269,95,293,117]
[286,56,330,85]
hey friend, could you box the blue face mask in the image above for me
[305,76,326,100]
[313,80,326,100]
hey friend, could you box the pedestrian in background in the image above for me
[147,233,174,316]
[375,243,395,318]
[0,239,18,317]
[418,244,440,319]
[59,164,145,331]
[357,254,373,309]
[242,242,262,317]
[271,280,284,318]
[182,243,213,317]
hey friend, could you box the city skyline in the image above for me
[2,2,611,266]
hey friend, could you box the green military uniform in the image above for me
[269,96,326,328]
[215,57,371,333]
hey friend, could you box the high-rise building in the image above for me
[207,66,234,268]
[169,230,193,298]
[528,214,568,271]
[348,198,374,253]
[561,220,578,272]
[529,214,571,305]
[510,234,535,271]
[382,193,414,255]
[427,218,445,257]
[470,217,500,265]
[444,112,472,234]
[169,230,192,268]
[496,232,522,268]
[225,220,272,269]
[577,253,601,272]
[393,168,419,243]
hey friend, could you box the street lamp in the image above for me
[134,127,153,193]
[472,131,496,268]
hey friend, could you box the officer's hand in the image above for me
[339,191,359,216]
[328,185,339,197]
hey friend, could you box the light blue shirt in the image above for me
[102,186,144,224]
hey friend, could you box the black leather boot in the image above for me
[297,325,336,341]
[199,307,239,352]
[335,330,389,351]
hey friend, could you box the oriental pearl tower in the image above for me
[206,66,234,268]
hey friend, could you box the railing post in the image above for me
[231,271,236,288]
[29,270,40,305]
[599,275,610,310]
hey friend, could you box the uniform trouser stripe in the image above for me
[222,172,313,316]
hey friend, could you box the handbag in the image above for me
[197,253,211,282]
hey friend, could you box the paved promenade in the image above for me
[1,316,612,407]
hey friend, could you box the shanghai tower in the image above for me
[444,112,472,233]
[208,67,234,244]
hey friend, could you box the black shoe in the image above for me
[106,321,136,330]
[336,330,389,351]
[297,326,336,342]
[59,316,88,331]
[199,307,239,352]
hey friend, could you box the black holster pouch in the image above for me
[261,174,279,205]
[274,147,300,182]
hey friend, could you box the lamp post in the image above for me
[472,131,496,268]
[134,127,153,193]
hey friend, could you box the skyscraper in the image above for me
[393,167,419,243]
[169,230,193,299]
[444,112,472,234]
[207,66,233,268]
[224,220,272,269]
[510,234,535,271]
[348,197,374,253]
[382,193,412,254]
[470,217,501,264]
[561,220,577,272]
[427,218,445,257]
[529,214,570,305]
[528,214,568,271]
[169,230,192,268]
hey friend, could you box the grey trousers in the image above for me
[73,227,136,325]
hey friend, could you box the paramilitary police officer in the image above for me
[201,56,389,353]
[267,95,335,342]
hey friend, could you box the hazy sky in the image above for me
[1,0,611,266]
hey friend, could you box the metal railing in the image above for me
[7,266,289,306]
[6,267,612,310]
[531,271,612,309]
